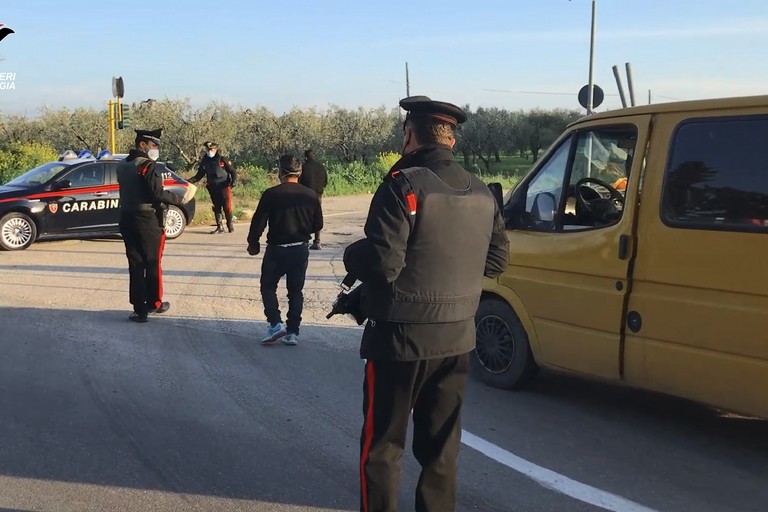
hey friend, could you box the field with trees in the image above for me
[0,100,581,222]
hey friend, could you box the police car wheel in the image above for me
[164,206,186,239]
[472,298,538,389]
[0,212,37,251]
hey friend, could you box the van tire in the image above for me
[472,298,539,389]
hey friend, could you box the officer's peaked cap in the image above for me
[399,95,467,125]
[135,128,162,145]
[203,141,218,149]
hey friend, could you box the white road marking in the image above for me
[324,210,367,217]
[461,430,661,512]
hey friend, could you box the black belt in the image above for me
[271,241,307,248]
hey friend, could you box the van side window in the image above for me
[516,126,637,231]
[662,117,768,231]
[522,136,573,230]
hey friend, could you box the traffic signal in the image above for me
[118,103,131,129]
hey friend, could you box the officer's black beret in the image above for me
[134,128,162,145]
[203,141,218,149]
[399,95,467,125]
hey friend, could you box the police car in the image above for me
[0,151,196,250]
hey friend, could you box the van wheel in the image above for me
[472,298,539,389]
[0,212,37,251]
[164,206,186,239]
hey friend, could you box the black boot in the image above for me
[225,211,234,233]
[211,212,223,234]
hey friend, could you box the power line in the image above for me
[482,89,619,97]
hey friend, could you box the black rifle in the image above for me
[326,274,366,325]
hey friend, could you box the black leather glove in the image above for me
[247,242,260,256]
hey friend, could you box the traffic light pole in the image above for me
[108,76,127,154]
[108,99,116,154]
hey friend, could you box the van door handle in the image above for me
[618,235,630,260]
[92,192,109,197]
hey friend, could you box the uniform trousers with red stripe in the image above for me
[120,210,166,315]
[360,352,469,512]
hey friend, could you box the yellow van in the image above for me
[477,95,768,419]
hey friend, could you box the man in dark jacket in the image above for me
[247,154,323,346]
[343,96,509,512]
[189,141,237,234]
[299,149,327,250]
[117,128,185,323]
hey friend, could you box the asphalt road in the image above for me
[0,195,766,512]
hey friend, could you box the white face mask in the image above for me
[147,149,160,161]
[207,150,216,158]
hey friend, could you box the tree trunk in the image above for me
[478,154,491,172]
[462,148,470,166]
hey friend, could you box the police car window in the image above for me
[5,162,68,187]
[67,164,106,188]
[662,116,768,232]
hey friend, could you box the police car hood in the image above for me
[0,184,33,199]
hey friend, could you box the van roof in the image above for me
[571,94,768,126]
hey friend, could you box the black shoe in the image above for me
[310,242,321,250]
[210,226,224,234]
[227,224,235,233]
[149,302,170,314]
[129,312,148,323]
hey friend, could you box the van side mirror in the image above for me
[487,182,504,210]
[532,192,556,224]
[53,180,72,190]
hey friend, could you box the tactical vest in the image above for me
[117,156,156,212]
[362,166,496,324]
[201,155,229,183]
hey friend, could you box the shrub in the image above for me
[325,160,383,196]
[232,163,276,201]
[371,151,401,175]
[0,142,60,183]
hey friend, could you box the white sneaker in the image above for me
[261,322,286,344]
[282,333,299,346]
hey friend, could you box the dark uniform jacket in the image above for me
[191,153,237,186]
[343,145,509,361]
[299,157,328,195]
[117,149,182,221]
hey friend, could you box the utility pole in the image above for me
[587,0,596,114]
[405,62,410,97]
